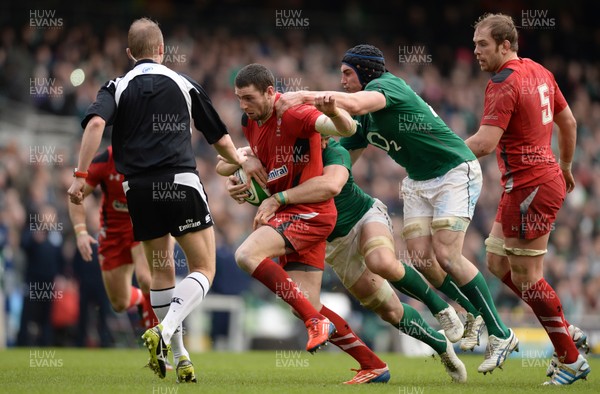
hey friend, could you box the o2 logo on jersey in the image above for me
[366,132,402,152]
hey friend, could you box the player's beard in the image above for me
[487,46,503,72]
[254,101,273,124]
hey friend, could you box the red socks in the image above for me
[320,305,386,370]
[128,286,144,308]
[142,292,159,328]
[503,273,578,363]
[251,259,321,321]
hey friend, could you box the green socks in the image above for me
[459,272,510,338]
[436,274,481,318]
[395,303,447,354]
[390,262,449,315]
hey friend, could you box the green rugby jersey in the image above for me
[341,72,475,180]
[323,139,374,241]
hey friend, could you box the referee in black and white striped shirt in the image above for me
[67,17,246,382]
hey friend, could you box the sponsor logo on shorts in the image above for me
[178,218,202,232]
[171,297,183,305]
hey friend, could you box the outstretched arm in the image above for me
[313,94,357,137]
[277,90,386,116]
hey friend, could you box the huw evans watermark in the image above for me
[399,46,432,65]
[30,78,63,97]
[29,145,64,165]
[29,9,63,29]
[275,10,309,29]
[521,10,556,29]
[29,350,63,367]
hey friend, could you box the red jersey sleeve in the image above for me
[481,79,518,131]
[553,79,568,115]
[284,104,322,138]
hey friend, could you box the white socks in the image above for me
[160,272,210,345]
[150,287,189,365]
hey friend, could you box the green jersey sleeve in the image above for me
[340,114,369,152]
[322,139,374,241]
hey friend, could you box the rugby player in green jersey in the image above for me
[277,44,518,374]
[226,137,467,383]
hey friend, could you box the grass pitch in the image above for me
[0,348,597,394]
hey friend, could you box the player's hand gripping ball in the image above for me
[234,168,271,206]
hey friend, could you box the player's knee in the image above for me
[486,252,506,279]
[362,236,396,277]
[234,246,253,272]
[377,309,402,324]
[360,281,393,313]
[371,293,402,325]
[110,298,129,313]
[431,245,456,272]
[365,249,396,277]
[510,264,542,287]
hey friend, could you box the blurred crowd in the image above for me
[1,1,600,348]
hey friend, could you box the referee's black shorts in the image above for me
[123,171,213,241]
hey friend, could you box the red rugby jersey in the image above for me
[481,58,567,192]
[86,146,132,235]
[242,94,335,214]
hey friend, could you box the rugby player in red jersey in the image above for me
[466,13,590,385]
[217,63,372,359]
[68,146,157,328]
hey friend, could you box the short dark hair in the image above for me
[474,13,519,51]
[234,64,274,93]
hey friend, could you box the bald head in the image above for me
[128,18,163,60]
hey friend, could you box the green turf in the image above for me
[0,348,596,393]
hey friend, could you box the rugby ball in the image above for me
[234,168,271,206]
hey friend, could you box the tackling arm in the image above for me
[283,164,349,204]
[253,163,348,229]
[465,125,504,158]
[278,90,387,116]
[315,111,357,137]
